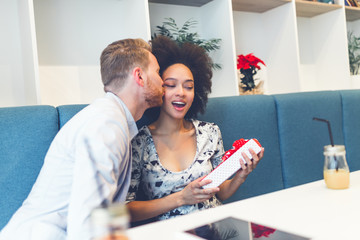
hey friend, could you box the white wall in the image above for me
[298,9,350,91]
[0,0,39,107]
[34,0,151,106]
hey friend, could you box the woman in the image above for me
[126,36,264,223]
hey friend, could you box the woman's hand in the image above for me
[179,177,220,206]
[127,177,220,222]
[234,147,264,180]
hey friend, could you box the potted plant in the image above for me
[348,31,360,76]
[152,18,222,70]
[237,53,266,95]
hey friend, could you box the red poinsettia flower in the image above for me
[237,53,266,70]
[251,223,276,238]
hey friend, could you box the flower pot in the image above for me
[350,75,360,89]
[239,80,264,95]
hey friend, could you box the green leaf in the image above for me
[348,31,360,74]
[152,17,222,70]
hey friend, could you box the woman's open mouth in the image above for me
[172,101,186,110]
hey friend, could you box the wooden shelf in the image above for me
[345,6,360,21]
[232,0,291,13]
[148,0,213,7]
[295,0,342,17]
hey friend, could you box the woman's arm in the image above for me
[216,147,264,201]
[127,178,219,222]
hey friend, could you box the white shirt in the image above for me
[0,92,138,240]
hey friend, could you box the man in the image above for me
[0,39,164,240]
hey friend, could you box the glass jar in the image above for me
[91,203,129,240]
[323,145,350,189]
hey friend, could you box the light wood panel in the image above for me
[232,0,291,13]
[148,0,212,7]
[345,6,360,21]
[295,0,342,17]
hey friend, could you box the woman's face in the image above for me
[161,63,194,119]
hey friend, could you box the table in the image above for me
[127,170,360,240]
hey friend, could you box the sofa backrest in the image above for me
[1,90,359,229]
[340,90,360,172]
[198,95,284,202]
[0,106,59,229]
[274,91,345,188]
[57,104,87,128]
[55,96,286,203]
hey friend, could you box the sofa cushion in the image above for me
[0,106,58,229]
[274,91,345,188]
[198,95,284,202]
[57,104,87,128]
[340,90,360,171]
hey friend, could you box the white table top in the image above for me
[127,170,360,240]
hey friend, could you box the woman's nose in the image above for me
[175,86,184,96]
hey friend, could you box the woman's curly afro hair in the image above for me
[151,35,213,119]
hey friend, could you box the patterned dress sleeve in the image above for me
[126,129,147,202]
[210,124,225,169]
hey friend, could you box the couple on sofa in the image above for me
[0,36,264,240]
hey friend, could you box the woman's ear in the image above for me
[133,67,144,87]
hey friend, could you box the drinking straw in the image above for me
[313,117,338,171]
[313,117,334,146]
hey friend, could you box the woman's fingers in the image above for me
[181,177,219,205]
[188,177,219,194]
[196,178,211,188]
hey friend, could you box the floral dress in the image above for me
[126,119,225,220]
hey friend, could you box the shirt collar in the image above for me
[106,92,138,139]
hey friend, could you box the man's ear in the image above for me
[133,67,144,87]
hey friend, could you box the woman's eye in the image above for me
[185,86,194,90]
[164,84,175,88]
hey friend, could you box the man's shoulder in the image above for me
[75,97,126,122]
[58,99,128,140]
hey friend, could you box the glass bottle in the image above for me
[323,145,350,189]
[91,203,130,240]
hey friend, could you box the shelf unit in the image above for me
[149,0,238,97]
[1,0,360,107]
[233,0,354,93]
[33,0,151,106]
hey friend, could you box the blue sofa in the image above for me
[1,90,359,229]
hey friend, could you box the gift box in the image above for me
[202,139,262,189]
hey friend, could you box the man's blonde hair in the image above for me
[100,38,151,91]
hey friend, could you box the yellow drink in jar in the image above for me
[323,169,350,189]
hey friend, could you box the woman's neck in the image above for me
[149,111,192,136]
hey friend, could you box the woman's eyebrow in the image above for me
[164,78,176,82]
[163,78,193,82]
[184,79,194,83]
